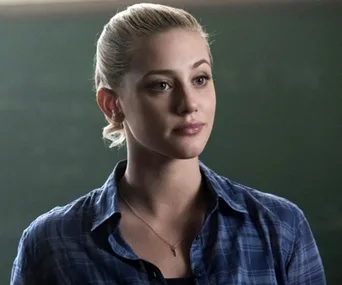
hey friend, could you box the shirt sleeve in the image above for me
[10,229,42,285]
[286,211,326,285]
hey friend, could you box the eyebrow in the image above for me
[141,59,211,79]
[192,59,211,69]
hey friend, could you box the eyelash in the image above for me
[193,75,212,86]
[148,74,212,92]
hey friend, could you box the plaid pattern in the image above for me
[11,160,326,285]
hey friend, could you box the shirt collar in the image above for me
[91,160,125,232]
[91,160,247,232]
[199,161,248,214]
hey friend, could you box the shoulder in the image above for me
[14,188,103,271]
[213,172,308,262]
[202,163,304,227]
[202,162,306,247]
[27,187,102,236]
[224,174,305,231]
[233,179,303,222]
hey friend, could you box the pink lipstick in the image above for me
[173,122,205,136]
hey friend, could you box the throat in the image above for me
[121,157,204,214]
[119,179,205,220]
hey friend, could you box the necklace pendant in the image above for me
[170,246,177,257]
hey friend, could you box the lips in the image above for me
[173,122,205,136]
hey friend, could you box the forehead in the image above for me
[129,28,211,73]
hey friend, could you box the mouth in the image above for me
[173,122,205,136]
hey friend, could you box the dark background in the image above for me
[1,2,341,284]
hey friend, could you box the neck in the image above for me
[119,149,204,218]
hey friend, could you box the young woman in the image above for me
[11,3,326,285]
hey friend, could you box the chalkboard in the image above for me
[1,3,341,284]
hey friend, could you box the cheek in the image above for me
[129,101,167,134]
[204,92,216,117]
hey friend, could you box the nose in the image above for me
[175,85,198,115]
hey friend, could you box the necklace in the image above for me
[119,192,184,257]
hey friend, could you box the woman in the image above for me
[11,3,325,285]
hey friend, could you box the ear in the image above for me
[96,88,121,119]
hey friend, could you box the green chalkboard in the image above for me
[1,3,341,284]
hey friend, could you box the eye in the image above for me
[149,81,171,91]
[193,75,211,86]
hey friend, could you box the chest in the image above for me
[46,228,286,285]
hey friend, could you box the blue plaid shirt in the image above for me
[11,160,326,285]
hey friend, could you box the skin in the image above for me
[96,28,216,277]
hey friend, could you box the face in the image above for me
[118,28,216,159]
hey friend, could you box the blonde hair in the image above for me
[94,3,211,148]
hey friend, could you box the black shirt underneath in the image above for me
[165,277,195,285]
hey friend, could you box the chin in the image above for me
[137,132,210,160]
[166,140,207,160]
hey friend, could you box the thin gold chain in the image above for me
[119,192,183,257]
